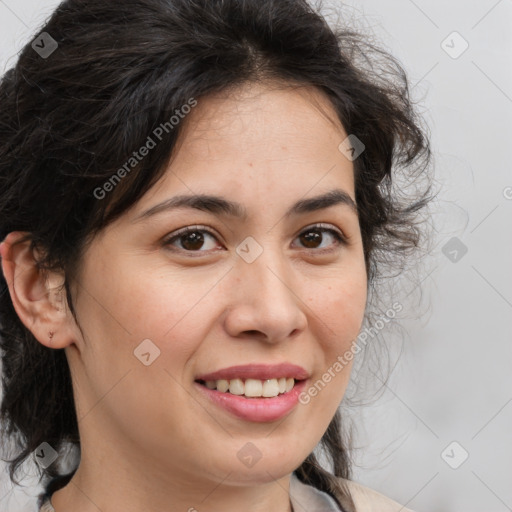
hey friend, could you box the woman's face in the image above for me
[64,82,367,488]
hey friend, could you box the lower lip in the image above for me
[194,380,307,423]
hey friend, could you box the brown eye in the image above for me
[164,226,222,253]
[300,230,323,249]
[294,225,346,251]
[179,231,206,251]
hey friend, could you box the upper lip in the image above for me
[195,363,309,382]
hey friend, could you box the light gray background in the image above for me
[0,1,511,511]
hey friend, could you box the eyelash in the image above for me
[162,223,348,256]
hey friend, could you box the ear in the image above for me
[0,231,76,349]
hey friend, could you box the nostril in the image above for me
[243,330,263,336]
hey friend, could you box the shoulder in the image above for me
[337,477,416,512]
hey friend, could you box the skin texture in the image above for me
[1,81,368,512]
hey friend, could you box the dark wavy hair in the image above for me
[0,0,433,509]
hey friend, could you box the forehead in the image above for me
[179,81,347,157]
[121,80,358,230]
[142,81,354,201]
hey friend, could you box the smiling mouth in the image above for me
[195,377,299,398]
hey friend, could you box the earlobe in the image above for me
[0,231,75,349]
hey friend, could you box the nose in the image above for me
[223,249,308,344]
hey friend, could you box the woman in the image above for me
[0,0,433,511]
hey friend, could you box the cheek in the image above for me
[70,259,209,442]
[314,273,367,344]
[303,272,367,403]
[74,258,241,420]
[78,252,213,339]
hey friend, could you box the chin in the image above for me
[220,464,298,486]
[205,444,309,486]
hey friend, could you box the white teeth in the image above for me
[262,379,280,397]
[201,377,297,397]
[216,379,229,393]
[244,379,263,397]
[228,378,244,395]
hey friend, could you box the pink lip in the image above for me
[195,363,309,381]
[194,364,310,422]
[194,379,308,422]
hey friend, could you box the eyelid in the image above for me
[162,224,224,247]
[297,222,347,241]
[164,224,219,240]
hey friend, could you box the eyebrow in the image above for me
[134,188,358,223]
